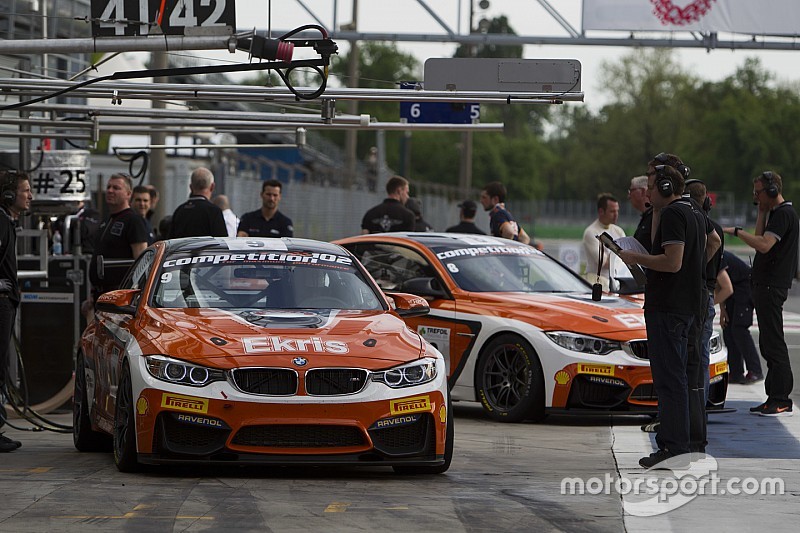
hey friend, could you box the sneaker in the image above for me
[749,402,769,415]
[641,420,660,433]
[0,433,21,453]
[639,450,691,470]
[759,403,793,417]
[745,372,764,383]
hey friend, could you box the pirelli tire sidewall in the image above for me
[475,333,545,422]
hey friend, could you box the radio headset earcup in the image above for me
[764,176,779,198]
[2,190,14,206]
[656,176,673,198]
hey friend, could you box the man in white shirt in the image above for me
[583,193,627,291]
[213,194,239,238]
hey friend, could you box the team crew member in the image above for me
[446,200,485,234]
[619,164,705,468]
[0,171,32,453]
[131,185,155,244]
[169,167,227,239]
[480,181,531,244]
[582,193,626,291]
[237,179,293,238]
[89,174,149,301]
[629,175,652,252]
[724,171,799,417]
[361,175,415,234]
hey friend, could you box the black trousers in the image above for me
[686,288,708,452]
[0,297,16,429]
[753,284,793,404]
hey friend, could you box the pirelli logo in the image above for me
[161,393,209,414]
[576,363,615,377]
[390,395,431,415]
[714,361,729,375]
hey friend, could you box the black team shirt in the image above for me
[89,207,149,293]
[169,196,227,239]
[644,199,705,315]
[752,201,799,288]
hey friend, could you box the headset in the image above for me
[684,178,712,211]
[653,152,691,179]
[761,171,780,198]
[0,171,18,206]
[653,165,677,198]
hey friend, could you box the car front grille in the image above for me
[306,368,368,395]
[231,425,365,448]
[625,340,649,360]
[630,383,658,402]
[231,368,298,395]
[155,413,230,456]
[369,415,433,456]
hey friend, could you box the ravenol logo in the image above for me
[161,393,209,414]
[390,395,431,415]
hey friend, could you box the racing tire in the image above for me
[73,352,111,452]
[475,334,545,423]
[393,397,453,475]
[113,363,140,472]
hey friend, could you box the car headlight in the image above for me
[545,331,621,355]
[710,332,723,354]
[145,355,227,387]
[372,358,438,388]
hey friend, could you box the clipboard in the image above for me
[596,232,648,286]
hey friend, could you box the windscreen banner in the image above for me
[583,1,800,35]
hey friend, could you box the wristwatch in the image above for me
[734,226,743,237]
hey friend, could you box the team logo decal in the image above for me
[651,0,716,27]
[136,396,149,416]
[554,371,571,385]
[160,393,209,414]
[292,357,308,367]
[390,395,431,415]
[242,336,349,354]
[576,363,615,377]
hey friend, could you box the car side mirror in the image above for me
[95,289,140,315]
[399,277,448,299]
[387,292,430,318]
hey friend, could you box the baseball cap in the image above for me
[458,200,477,210]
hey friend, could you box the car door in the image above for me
[346,241,476,382]
[94,250,155,418]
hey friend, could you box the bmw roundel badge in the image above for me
[292,356,308,367]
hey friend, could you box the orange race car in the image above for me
[336,233,729,422]
[73,237,451,473]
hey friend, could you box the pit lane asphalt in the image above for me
[2,316,799,532]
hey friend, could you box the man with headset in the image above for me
[724,171,798,417]
[619,163,708,468]
[0,170,33,452]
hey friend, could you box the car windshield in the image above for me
[432,243,590,293]
[152,249,384,310]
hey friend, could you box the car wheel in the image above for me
[475,334,545,422]
[393,396,453,475]
[113,363,140,472]
[73,352,111,452]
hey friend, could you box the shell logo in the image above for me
[136,396,149,416]
[554,371,571,385]
[439,404,447,423]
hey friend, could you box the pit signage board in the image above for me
[91,0,236,37]
[30,150,91,203]
[399,82,479,124]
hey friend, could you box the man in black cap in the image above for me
[446,200,485,234]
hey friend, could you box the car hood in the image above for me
[463,292,646,338]
[137,308,424,370]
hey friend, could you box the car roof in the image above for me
[162,236,349,255]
